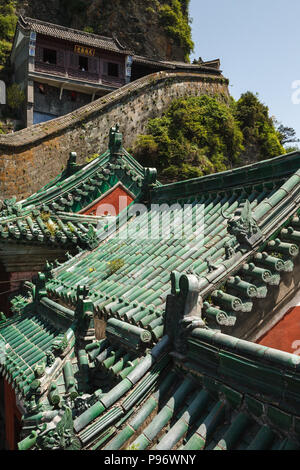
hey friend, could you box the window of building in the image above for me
[79,56,88,71]
[43,48,57,64]
[107,62,119,77]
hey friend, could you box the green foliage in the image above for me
[178,0,190,16]
[107,258,125,276]
[7,83,25,110]
[83,26,94,33]
[86,153,99,163]
[133,95,244,182]
[0,0,17,67]
[45,220,58,236]
[276,123,299,146]
[126,443,140,450]
[0,38,12,67]
[40,211,51,222]
[67,222,75,233]
[0,120,5,134]
[159,0,194,60]
[134,91,291,183]
[234,91,285,160]
[284,146,299,153]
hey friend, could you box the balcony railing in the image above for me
[35,61,66,76]
[102,75,126,87]
[34,61,125,88]
[68,69,99,82]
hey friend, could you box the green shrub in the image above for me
[85,153,99,163]
[0,0,17,67]
[234,91,285,160]
[83,26,94,33]
[133,94,243,182]
[133,91,290,183]
[7,83,25,110]
[159,0,194,60]
[45,220,58,236]
[284,146,299,153]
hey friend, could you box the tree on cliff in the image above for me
[0,0,17,69]
[133,92,290,183]
[158,0,194,61]
[276,122,300,149]
[133,95,244,182]
[233,92,285,161]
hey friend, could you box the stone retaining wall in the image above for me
[0,71,229,200]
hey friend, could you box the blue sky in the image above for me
[190,0,300,145]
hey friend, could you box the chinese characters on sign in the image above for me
[74,45,95,57]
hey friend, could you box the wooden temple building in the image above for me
[10,16,221,128]
[0,126,300,450]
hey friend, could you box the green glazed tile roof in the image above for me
[0,211,111,249]
[73,329,300,450]
[0,130,152,250]
[3,130,300,451]
[19,16,133,55]
[20,148,145,212]
[0,308,63,396]
[45,158,300,341]
[102,370,299,451]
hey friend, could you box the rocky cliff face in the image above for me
[17,0,193,62]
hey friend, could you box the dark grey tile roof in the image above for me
[19,16,132,55]
[133,55,221,73]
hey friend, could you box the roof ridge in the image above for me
[152,150,300,200]
[22,16,122,44]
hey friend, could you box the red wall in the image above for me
[83,185,133,216]
[257,306,300,354]
[4,378,22,450]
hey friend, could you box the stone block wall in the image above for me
[0,71,229,200]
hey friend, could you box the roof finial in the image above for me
[109,124,123,158]
[66,151,78,176]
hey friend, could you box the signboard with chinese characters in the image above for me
[74,45,95,57]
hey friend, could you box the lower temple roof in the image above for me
[13,328,300,451]
[0,126,149,254]
[1,130,300,450]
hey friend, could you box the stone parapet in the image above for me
[0,71,229,200]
